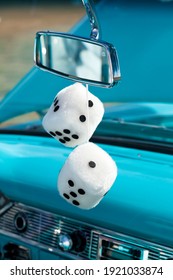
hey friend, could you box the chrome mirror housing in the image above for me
[34,0,120,88]
[34,31,120,88]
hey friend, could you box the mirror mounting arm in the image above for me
[82,0,101,40]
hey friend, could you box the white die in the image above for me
[42,83,104,147]
[57,142,117,209]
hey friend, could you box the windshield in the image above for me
[0,0,173,151]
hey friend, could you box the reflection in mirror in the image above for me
[35,32,120,88]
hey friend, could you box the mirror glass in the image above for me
[35,33,120,87]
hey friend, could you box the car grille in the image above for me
[0,203,173,260]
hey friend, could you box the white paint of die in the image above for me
[42,83,104,147]
[57,142,117,210]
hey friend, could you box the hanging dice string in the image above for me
[85,83,90,144]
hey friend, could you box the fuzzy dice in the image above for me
[58,142,117,210]
[42,83,104,147]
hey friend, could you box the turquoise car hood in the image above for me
[0,0,173,122]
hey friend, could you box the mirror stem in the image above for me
[82,0,101,40]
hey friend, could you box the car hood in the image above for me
[0,0,173,123]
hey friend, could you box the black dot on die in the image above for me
[72,200,80,206]
[59,138,66,144]
[78,189,85,195]
[70,191,77,198]
[54,105,60,112]
[63,137,71,142]
[54,97,58,103]
[89,161,96,168]
[72,134,79,139]
[68,180,74,187]
[79,115,86,122]
[55,131,62,136]
[54,99,59,106]
[49,131,56,136]
[88,100,94,107]
[63,129,71,134]
[63,193,70,200]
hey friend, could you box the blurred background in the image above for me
[0,0,81,5]
[0,0,85,99]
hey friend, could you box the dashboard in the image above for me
[0,134,173,260]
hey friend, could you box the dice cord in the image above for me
[85,83,90,143]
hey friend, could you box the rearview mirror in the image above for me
[34,32,120,88]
